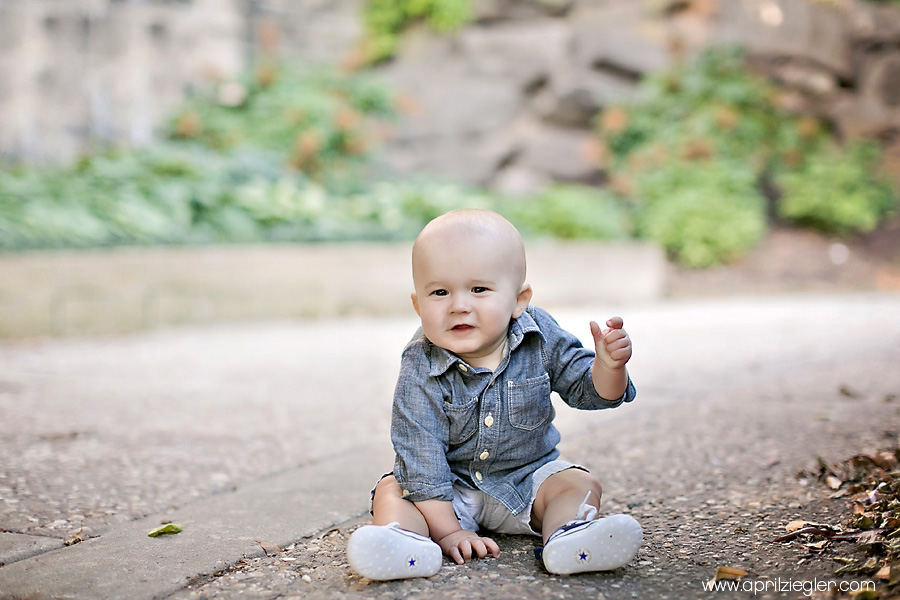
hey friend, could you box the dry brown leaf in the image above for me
[714,566,748,580]
[826,476,844,490]
[786,521,831,532]
[876,565,891,580]
[257,541,281,556]
[786,520,812,532]
[803,539,830,551]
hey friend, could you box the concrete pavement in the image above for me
[1,291,899,599]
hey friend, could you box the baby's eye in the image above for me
[431,289,448,297]
[472,286,488,294]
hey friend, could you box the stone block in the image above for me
[457,20,571,90]
[519,124,600,181]
[712,0,852,78]
[0,1,26,51]
[572,3,671,75]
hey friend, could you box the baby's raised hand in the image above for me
[590,317,632,371]
[437,530,500,565]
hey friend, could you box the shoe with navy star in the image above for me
[539,514,643,575]
[347,522,443,580]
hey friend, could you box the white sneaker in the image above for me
[541,514,643,575]
[347,522,443,581]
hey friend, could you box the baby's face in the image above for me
[412,228,529,369]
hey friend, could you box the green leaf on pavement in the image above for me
[148,523,183,537]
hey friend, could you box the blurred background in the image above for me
[2,5,900,591]
[1,0,899,337]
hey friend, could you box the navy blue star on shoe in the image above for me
[542,514,643,575]
[347,523,442,580]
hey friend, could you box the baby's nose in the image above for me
[450,295,471,312]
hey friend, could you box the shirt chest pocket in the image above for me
[507,373,552,431]
[443,397,478,446]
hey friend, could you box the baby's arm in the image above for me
[415,499,500,564]
[589,317,632,401]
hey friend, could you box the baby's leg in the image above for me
[531,468,602,543]
[532,469,642,574]
[347,475,442,580]
[372,475,430,537]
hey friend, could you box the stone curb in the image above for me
[0,443,392,600]
[0,241,666,339]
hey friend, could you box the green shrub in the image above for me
[498,185,632,241]
[597,45,892,267]
[635,160,767,268]
[168,64,395,184]
[361,0,473,63]
[776,141,897,234]
[0,145,286,249]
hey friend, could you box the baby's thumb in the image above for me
[589,321,604,344]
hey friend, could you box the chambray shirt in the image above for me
[391,305,636,516]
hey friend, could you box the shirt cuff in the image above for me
[395,479,455,503]
[581,372,636,409]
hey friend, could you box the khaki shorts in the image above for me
[452,460,586,536]
[372,460,587,537]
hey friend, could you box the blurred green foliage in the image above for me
[361,0,473,63]
[634,160,766,268]
[499,185,632,241]
[598,45,896,266]
[3,46,897,268]
[0,59,633,252]
[776,141,896,235]
[167,64,395,186]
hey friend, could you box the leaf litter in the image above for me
[781,446,900,596]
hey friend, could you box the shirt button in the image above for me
[458,364,468,373]
[475,471,483,482]
[479,451,490,461]
[484,415,494,427]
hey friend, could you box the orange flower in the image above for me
[797,116,820,139]
[601,107,629,134]
[294,130,323,160]
[714,106,739,131]
[681,138,714,161]
[334,107,361,132]
[256,62,278,88]
[582,138,609,168]
[174,110,202,138]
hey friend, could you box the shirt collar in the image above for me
[426,307,543,377]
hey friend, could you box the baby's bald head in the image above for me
[412,209,527,289]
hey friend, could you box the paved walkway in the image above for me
[1,292,899,599]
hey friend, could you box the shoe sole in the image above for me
[347,525,443,581]
[542,514,643,575]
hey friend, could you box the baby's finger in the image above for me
[458,540,473,562]
[606,316,624,330]
[484,537,501,557]
[449,546,464,565]
[602,329,626,345]
[608,348,631,363]
[589,321,603,343]
[471,538,489,559]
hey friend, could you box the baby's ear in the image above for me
[513,283,533,317]
[411,292,421,317]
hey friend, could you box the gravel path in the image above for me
[159,294,899,600]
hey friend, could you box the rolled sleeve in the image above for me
[531,306,637,410]
[390,344,455,503]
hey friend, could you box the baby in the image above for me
[348,209,641,580]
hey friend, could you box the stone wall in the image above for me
[2,0,899,191]
[370,0,900,193]
[0,0,247,165]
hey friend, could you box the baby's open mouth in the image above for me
[452,324,474,331]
